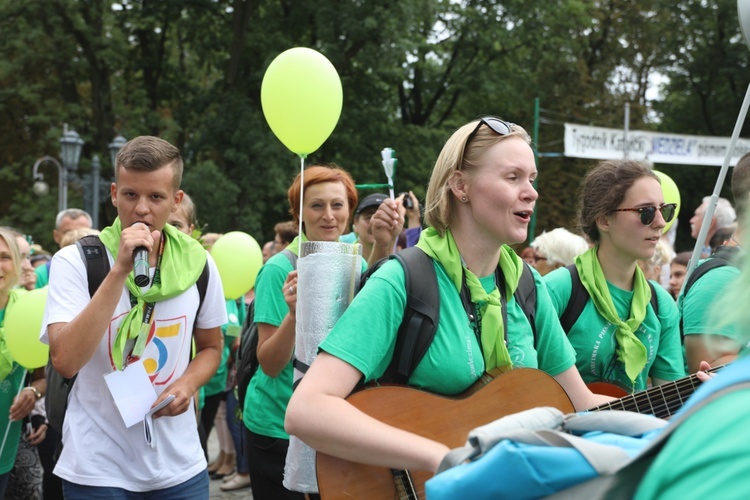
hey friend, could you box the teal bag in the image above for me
[426,357,750,500]
[425,407,665,500]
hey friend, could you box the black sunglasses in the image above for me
[612,203,677,226]
[458,117,514,170]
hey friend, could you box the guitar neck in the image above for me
[590,365,725,419]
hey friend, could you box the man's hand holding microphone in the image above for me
[113,222,161,285]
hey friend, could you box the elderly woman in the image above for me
[285,117,612,483]
[529,227,589,276]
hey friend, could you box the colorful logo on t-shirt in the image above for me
[108,313,189,385]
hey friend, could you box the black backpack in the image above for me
[236,249,297,410]
[559,264,659,334]
[45,235,210,434]
[678,245,741,341]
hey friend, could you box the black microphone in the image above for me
[133,246,150,287]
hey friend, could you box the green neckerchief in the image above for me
[575,246,649,386]
[99,217,207,370]
[0,289,23,381]
[285,233,309,257]
[416,227,522,372]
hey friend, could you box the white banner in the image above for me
[564,123,750,166]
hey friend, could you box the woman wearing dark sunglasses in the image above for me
[544,160,686,394]
[285,118,614,482]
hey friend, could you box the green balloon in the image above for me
[654,170,681,234]
[211,232,263,300]
[261,47,343,157]
[4,288,49,369]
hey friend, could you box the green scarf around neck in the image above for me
[416,227,523,372]
[575,246,649,385]
[0,289,23,381]
[99,217,207,370]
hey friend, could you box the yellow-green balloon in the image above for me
[4,288,49,369]
[211,232,263,300]
[261,47,343,157]
[654,170,681,234]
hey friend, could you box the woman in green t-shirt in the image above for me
[544,161,686,394]
[243,164,404,499]
[286,118,613,480]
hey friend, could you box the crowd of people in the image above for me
[0,120,746,498]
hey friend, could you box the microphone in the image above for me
[133,246,150,287]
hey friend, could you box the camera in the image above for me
[399,192,414,210]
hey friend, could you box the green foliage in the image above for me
[0,0,748,250]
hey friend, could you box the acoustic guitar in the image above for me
[315,365,723,499]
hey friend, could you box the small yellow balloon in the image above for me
[654,170,681,234]
[4,288,49,369]
[261,47,343,157]
[210,232,263,300]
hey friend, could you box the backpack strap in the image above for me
[560,264,589,334]
[381,247,440,385]
[560,264,659,333]
[75,235,111,296]
[281,248,298,269]
[513,263,537,348]
[682,245,740,297]
[194,260,210,319]
[679,245,740,342]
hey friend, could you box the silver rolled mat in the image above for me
[283,241,362,493]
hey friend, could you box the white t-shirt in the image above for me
[40,243,227,491]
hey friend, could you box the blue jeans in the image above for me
[62,469,208,499]
[225,390,249,474]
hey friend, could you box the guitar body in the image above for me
[316,368,574,499]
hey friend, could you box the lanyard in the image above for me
[125,233,166,368]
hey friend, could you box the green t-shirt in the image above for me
[242,251,295,438]
[544,268,685,392]
[678,262,742,342]
[320,258,576,396]
[635,388,750,499]
[0,307,24,475]
[203,297,245,397]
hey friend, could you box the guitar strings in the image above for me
[592,365,723,418]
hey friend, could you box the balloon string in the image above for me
[298,156,305,256]
[0,367,27,458]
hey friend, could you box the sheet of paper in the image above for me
[104,360,158,428]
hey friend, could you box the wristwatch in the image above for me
[24,386,42,400]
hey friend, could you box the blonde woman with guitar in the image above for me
[544,161,686,395]
[286,118,614,497]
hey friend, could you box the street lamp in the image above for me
[109,134,127,168]
[32,156,64,212]
[32,126,85,213]
[86,134,127,229]
[59,126,84,211]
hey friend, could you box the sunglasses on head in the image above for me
[458,117,514,170]
[612,203,677,226]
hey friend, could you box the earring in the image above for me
[461,196,468,202]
